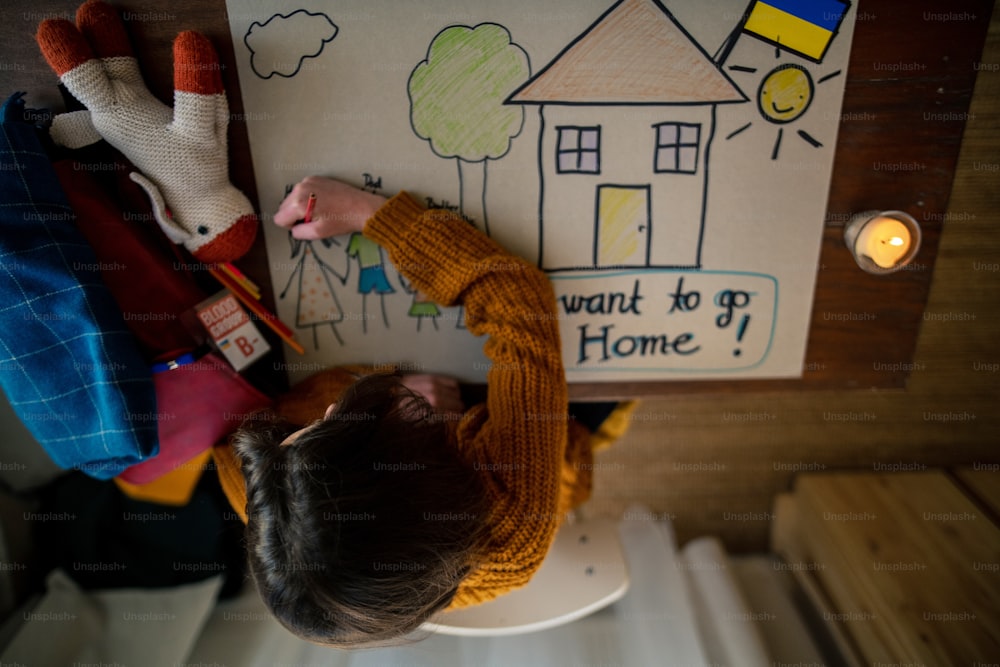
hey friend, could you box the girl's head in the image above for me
[232,373,489,647]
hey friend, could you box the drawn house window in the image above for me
[653,122,700,174]
[556,126,601,173]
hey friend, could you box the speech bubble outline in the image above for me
[550,269,779,375]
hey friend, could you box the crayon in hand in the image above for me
[303,193,316,224]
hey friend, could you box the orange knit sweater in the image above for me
[213,191,594,609]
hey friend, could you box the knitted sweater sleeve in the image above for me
[364,192,568,607]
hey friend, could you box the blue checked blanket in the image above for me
[0,92,158,479]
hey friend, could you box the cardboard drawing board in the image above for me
[225,0,857,385]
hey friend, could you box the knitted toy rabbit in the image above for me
[36,0,257,263]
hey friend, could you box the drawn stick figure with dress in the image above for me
[280,234,349,347]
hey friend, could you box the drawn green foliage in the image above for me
[409,23,529,160]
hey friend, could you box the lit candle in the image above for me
[854,216,911,269]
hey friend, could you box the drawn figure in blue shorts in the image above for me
[346,232,394,332]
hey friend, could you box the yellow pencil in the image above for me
[223,261,261,293]
[220,262,261,300]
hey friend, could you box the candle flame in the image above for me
[889,236,905,247]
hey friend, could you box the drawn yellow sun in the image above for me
[757,63,814,124]
[726,56,839,160]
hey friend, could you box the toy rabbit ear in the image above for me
[129,172,192,244]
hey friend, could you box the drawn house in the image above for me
[507,0,746,270]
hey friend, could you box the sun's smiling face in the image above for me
[757,64,814,124]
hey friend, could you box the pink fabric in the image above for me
[118,352,272,484]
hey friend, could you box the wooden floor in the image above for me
[582,4,1000,552]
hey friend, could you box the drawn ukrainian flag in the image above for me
[743,0,850,62]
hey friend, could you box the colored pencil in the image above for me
[209,266,288,334]
[304,193,316,224]
[208,267,305,355]
[216,271,303,354]
[222,261,261,295]
[220,262,261,300]
[214,268,295,338]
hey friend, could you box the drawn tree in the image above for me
[409,23,530,236]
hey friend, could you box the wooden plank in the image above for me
[953,466,1000,520]
[792,472,1000,665]
[794,479,914,663]
[771,493,867,667]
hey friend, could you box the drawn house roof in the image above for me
[508,0,746,105]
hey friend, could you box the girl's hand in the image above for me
[399,374,465,416]
[273,176,387,240]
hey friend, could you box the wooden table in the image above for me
[1,0,991,396]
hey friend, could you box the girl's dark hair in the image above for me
[232,373,490,647]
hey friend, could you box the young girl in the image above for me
[214,176,628,647]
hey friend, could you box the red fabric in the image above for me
[53,160,203,357]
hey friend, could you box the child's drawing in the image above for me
[278,184,349,348]
[719,0,849,159]
[244,9,338,79]
[724,61,841,160]
[408,23,531,236]
[227,0,858,382]
[506,0,746,271]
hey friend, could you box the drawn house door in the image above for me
[595,185,651,268]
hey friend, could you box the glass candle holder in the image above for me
[844,210,921,274]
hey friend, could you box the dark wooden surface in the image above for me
[1,0,992,398]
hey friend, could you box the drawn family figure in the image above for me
[280,235,348,347]
[346,232,395,332]
[278,183,350,347]
[397,274,441,332]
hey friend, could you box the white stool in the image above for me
[424,518,630,636]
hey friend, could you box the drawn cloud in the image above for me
[245,10,339,79]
